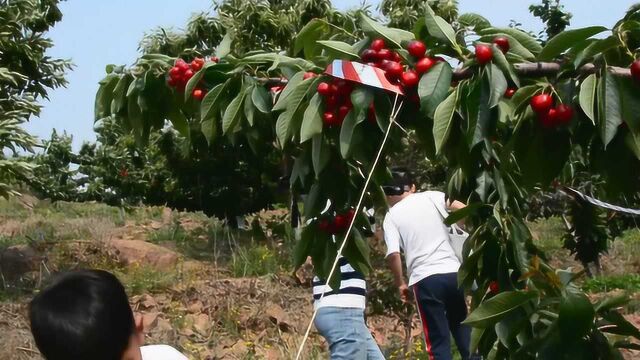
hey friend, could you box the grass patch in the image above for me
[583,274,640,293]
[528,216,566,252]
[230,244,286,277]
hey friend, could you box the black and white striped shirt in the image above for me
[312,257,366,309]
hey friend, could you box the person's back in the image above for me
[29,269,187,360]
[383,191,460,286]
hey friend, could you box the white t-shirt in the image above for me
[141,345,188,360]
[383,191,460,286]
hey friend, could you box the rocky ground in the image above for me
[0,196,638,359]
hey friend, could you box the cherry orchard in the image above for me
[94,5,640,358]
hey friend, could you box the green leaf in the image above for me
[463,291,538,327]
[95,75,119,121]
[184,67,206,102]
[244,86,256,126]
[559,292,595,340]
[458,13,491,31]
[579,74,597,125]
[601,70,623,147]
[479,27,542,55]
[251,85,271,113]
[492,45,520,87]
[110,75,131,115]
[273,71,305,111]
[488,64,508,108]
[294,226,314,269]
[222,90,247,134]
[433,89,458,155]
[574,36,619,68]
[343,229,372,276]
[300,93,324,143]
[276,78,317,146]
[359,14,414,48]
[294,19,328,58]
[601,310,640,339]
[510,85,539,117]
[595,294,629,313]
[312,134,330,177]
[340,110,364,158]
[201,82,229,122]
[539,26,608,61]
[445,203,482,226]
[316,40,359,59]
[418,62,453,117]
[216,32,233,59]
[167,108,189,138]
[201,118,216,145]
[424,5,460,51]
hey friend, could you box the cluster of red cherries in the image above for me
[317,209,356,235]
[361,38,438,90]
[316,76,355,127]
[529,93,574,128]
[167,56,219,100]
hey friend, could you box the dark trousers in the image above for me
[413,272,473,360]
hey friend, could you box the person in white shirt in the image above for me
[382,168,474,360]
[29,269,187,360]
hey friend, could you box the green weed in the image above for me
[583,274,640,293]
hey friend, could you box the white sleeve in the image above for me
[432,191,447,210]
[383,214,401,257]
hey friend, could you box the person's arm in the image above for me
[382,215,413,303]
[386,252,412,303]
[446,198,467,227]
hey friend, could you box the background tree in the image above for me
[0,0,71,197]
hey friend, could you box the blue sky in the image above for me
[27,0,635,150]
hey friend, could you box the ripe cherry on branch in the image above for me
[317,82,331,96]
[504,88,516,99]
[493,37,510,54]
[370,38,386,51]
[192,88,206,101]
[401,70,419,88]
[406,40,427,58]
[475,44,493,65]
[631,59,640,83]
[530,93,554,114]
[415,57,435,74]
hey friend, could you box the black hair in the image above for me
[29,269,135,360]
[389,166,414,189]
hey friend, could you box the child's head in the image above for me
[29,269,144,360]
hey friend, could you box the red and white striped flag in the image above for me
[324,60,404,95]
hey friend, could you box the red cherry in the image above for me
[540,108,558,128]
[401,70,419,88]
[489,281,499,294]
[317,82,331,96]
[361,49,377,62]
[493,37,510,54]
[371,38,386,51]
[333,214,347,231]
[330,83,339,95]
[407,40,427,58]
[631,59,640,83]
[176,59,189,71]
[210,56,219,63]
[325,95,339,109]
[318,219,330,232]
[192,88,205,101]
[392,52,402,63]
[167,78,177,87]
[303,72,316,80]
[475,44,493,65]
[530,94,554,114]
[377,48,393,61]
[504,88,516,99]
[335,80,353,96]
[555,104,574,124]
[323,112,337,126]
[338,105,351,120]
[191,60,203,71]
[415,57,435,74]
[345,208,356,223]
[385,61,404,79]
[169,67,182,80]
[183,69,194,80]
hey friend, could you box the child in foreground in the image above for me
[29,269,188,360]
